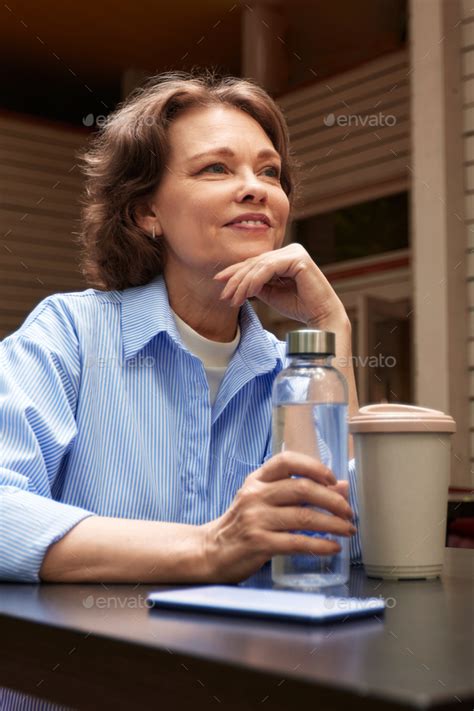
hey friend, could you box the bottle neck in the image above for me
[288,353,334,367]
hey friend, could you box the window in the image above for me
[293,192,409,266]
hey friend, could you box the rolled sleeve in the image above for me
[0,298,95,582]
[1,486,95,582]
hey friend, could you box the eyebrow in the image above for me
[188,147,282,163]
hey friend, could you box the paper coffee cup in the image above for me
[349,404,456,580]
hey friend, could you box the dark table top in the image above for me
[0,548,473,710]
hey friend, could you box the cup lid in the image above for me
[348,403,456,433]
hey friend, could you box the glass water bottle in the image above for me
[271,329,350,589]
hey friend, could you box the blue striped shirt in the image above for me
[0,272,361,584]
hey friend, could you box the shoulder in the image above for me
[3,286,122,353]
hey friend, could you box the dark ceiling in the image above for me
[0,0,406,125]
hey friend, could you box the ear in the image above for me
[134,197,163,237]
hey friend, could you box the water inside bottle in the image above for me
[272,401,349,589]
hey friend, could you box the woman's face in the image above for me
[148,104,290,280]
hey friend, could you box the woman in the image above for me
[0,70,360,585]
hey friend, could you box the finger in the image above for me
[229,262,272,306]
[263,504,357,537]
[217,264,252,298]
[261,476,354,520]
[246,267,288,301]
[258,451,337,486]
[327,480,349,502]
[214,251,273,281]
[214,262,249,280]
[264,531,342,557]
[219,257,280,304]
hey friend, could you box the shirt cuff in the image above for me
[0,487,96,582]
[348,458,363,565]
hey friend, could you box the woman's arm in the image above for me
[40,454,358,584]
[39,516,209,583]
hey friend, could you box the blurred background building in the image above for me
[0,0,472,493]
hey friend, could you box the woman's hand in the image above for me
[200,451,357,583]
[213,243,346,327]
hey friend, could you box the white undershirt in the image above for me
[171,308,241,406]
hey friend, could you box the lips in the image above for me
[225,213,271,227]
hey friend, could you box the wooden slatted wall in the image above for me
[0,112,90,339]
[277,49,410,220]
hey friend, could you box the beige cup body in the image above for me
[354,432,451,579]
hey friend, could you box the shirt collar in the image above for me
[120,273,283,376]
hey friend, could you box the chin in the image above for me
[235,239,277,253]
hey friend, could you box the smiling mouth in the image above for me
[225,220,270,229]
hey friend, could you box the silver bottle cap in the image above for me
[286,329,335,356]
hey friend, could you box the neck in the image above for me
[164,269,240,342]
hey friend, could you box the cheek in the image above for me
[274,194,290,233]
[165,197,205,228]
[275,193,290,247]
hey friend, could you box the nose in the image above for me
[236,169,268,203]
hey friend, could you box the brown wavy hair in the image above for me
[75,68,301,291]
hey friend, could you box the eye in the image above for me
[263,165,281,179]
[201,163,227,174]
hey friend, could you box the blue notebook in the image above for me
[147,586,385,624]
